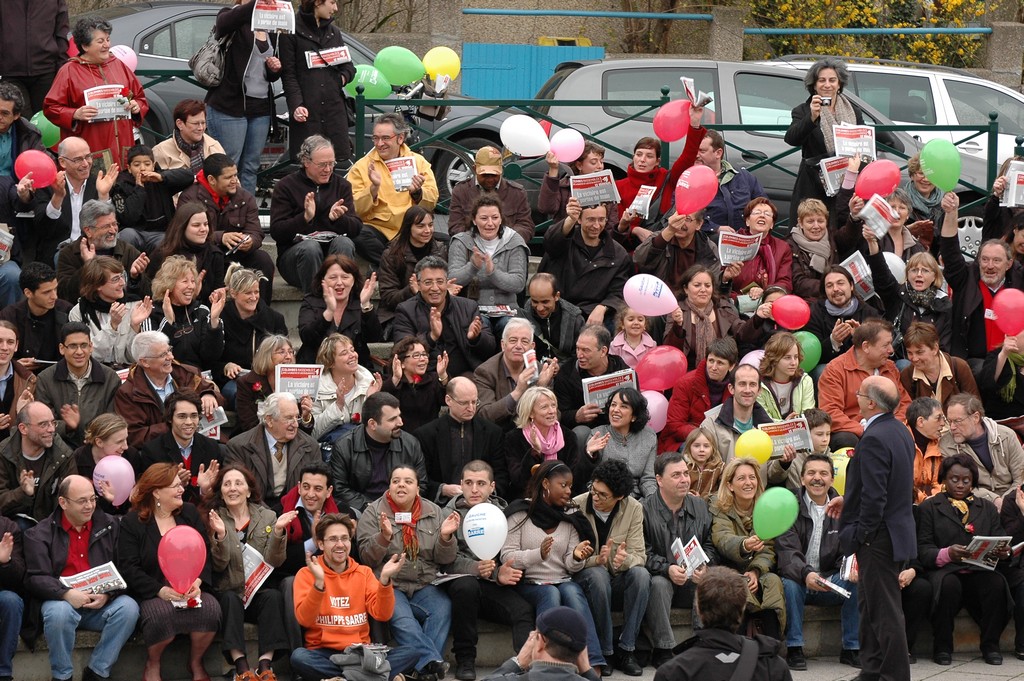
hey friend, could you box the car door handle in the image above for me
[958,141,983,153]
[742,151,768,162]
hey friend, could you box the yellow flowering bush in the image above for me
[748,0,993,67]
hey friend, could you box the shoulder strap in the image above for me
[728,638,759,681]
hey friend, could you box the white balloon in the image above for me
[883,252,906,284]
[462,502,508,560]
[499,115,551,158]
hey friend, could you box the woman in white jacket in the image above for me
[310,333,382,444]
[69,256,152,365]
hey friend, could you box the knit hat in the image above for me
[475,146,503,176]
[536,606,588,653]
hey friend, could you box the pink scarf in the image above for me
[523,423,565,459]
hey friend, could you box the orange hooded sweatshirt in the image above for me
[294,557,395,650]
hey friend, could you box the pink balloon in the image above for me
[675,165,718,215]
[855,159,901,200]
[623,274,679,317]
[550,128,586,164]
[14,150,57,188]
[653,100,691,142]
[92,455,135,506]
[740,349,765,370]
[110,45,138,72]
[642,390,669,433]
[636,346,688,392]
[158,525,207,594]
[772,294,811,330]
[994,289,1024,336]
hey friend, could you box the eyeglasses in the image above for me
[590,487,615,501]
[322,535,351,545]
[185,119,207,128]
[371,134,397,143]
[60,155,93,165]
[0,109,15,119]
[144,350,174,360]
[855,392,870,399]
[61,343,91,352]
[907,267,933,276]
[450,397,481,409]
[31,420,56,429]
[273,347,295,356]
[403,352,429,360]
[948,415,975,427]
[66,495,98,506]
[419,279,446,289]
[107,274,125,284]
[275,416,301,424]
[173,413,201,421]
[309,160,335,170]
[749,210,774,218]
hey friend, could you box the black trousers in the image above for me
[857,529,910,681]
[932,570,1009,655]
[443,577,534,662]
[901,575,932,653]
[219,587,290,661]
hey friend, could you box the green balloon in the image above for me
[919,138,961,192]
[752,487,799,540]
[29,110,60,149]
[345,64,392,99]
[794,331,821,373]
[374,46,426,87]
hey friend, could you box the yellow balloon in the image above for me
[831,447,854,495]
[735,429,773,465]
[423,46,461,81]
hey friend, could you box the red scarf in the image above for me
[979,282,1003,351]
[385,491,422,562]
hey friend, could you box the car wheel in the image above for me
[421,136,496,214]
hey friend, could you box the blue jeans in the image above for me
[206,106,271,194]
[221,379,238,410]
[42,594,140,679]
[0,261,20,309]
[0,590,22,676]
[783,573,859,650]
[575,566,650,655]
[387,586,450,678]
[291,646,343,681]
[517,581,607,668]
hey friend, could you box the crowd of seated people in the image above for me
[4,37,1024,681]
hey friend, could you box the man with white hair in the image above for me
[225,391,321,511]
[113,331,222,448]
[475,317,558,430]
[54,199,150,303]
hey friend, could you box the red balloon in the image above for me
[14,150,57,188]
[772,294,811,330]
[635,346,688,392]
[675,165,718,215]
[539,120,553,138]
[993,288,1024,336]
[653,99,691,142]
[855,159,901,200]
[157,525,207,594]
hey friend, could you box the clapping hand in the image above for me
[0,533,14,565]
[360,272,377,308]
[467,315,483,341]
[208,509,226,540]
[196,460,220,494]
[18,469,34,497]
[440,511,461,539]
[275,509,299,535]
[573,540,594,562]
[380,553,406,583]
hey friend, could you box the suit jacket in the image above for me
[30,178,99,265]
[839,412,917,560]
[225,425,321,505]
[413,414,507,501]
[139,431,223,505]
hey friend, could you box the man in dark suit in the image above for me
[413,377,506,504]
[30,136,116,266]
[839,375,916,681]
[225,392,321,511]
[138,391,222,505]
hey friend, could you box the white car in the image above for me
[765,57,1024,167]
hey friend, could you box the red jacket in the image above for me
[615,126,706,227]
[44,56,149,167]
[731,232,793,294]
[659,359,733,453]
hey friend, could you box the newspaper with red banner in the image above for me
[60,561,127,594]
[832,124,876,159]
[962,535,1012,570]
[304,46,352,69]
[818,155,850,197]
[1000,163,1024,207]
[718,231,762,265]
[858,194,898,239]
[758,416,813,459]
[570,170,620,207]
[83,84,129,122]
[242,544,274,608]
[383,157,416,191]
[627,185,657,218]
[275,364,322,400]
[839,250,876,299]
[582,368,637,409]
[252,0,295,33]
[680,76,713,108]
